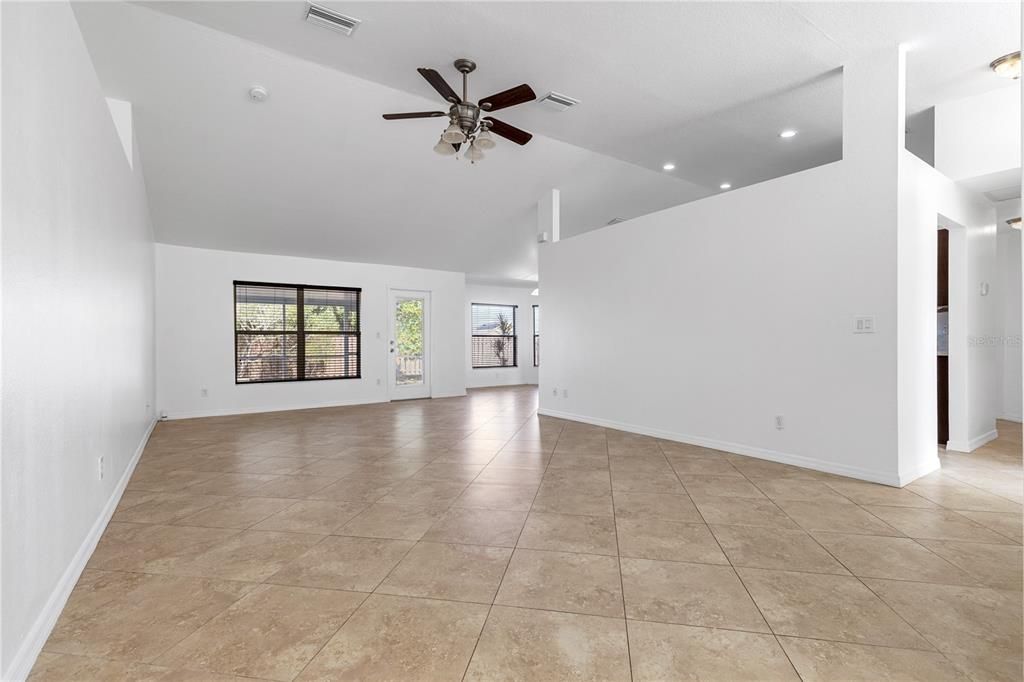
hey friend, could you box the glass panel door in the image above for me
[389,290,430,400]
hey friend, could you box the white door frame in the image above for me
[387,288,432,400]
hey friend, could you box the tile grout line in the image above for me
[756,477,951,659]
[459,407,565,681]
[661,442,805,680]
[607,440,635,682]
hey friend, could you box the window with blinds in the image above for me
[234,281,361,383]
[533,304,540,367]
[471,303,517,368]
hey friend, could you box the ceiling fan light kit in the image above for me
[382,58,536,164]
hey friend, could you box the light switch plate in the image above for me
[853,316,875,334]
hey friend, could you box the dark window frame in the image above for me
[532,304,539,367]
[471,302,518,369]
[234,280,362,384]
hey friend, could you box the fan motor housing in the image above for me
[453,103,481,134]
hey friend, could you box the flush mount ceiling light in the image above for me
[990,51,1021,79]
[662,162,676,171]
[1008,217,1022,230]
[779,129,798,138]
[719,182,732,190]
[382,59,535,164]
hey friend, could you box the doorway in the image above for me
[389,289,431,400]
[937,227,949,446]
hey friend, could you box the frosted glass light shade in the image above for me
[442,123,466,143]
[475,128,496,150]
[433,137,456,156]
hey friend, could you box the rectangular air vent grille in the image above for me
[606,217,628,225]
[538,91,580,111]
[306,3,361,35]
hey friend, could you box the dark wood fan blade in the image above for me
[417,68,460,103]
[478,84,536,112]
[484,117,533,145]
[382,111,446,120]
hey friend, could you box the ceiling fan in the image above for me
[382,59,536,163]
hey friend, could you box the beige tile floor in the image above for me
[32,387,1023,681]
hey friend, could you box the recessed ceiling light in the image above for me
[990,51,1021,79]
[719,183,732,190]
[779,129,797,139]
[662,162,675,171]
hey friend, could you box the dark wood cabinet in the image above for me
[937,228,949,309]
[937,355,948,445]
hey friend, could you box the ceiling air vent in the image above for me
[538,91,580,112]
[305,3,361,35]
[606,217,628,226]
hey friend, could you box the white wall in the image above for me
[540,47,1001,486]
[465,284,540,388]
[996,198,1022,422]
[2,3,156,678]
[541,49,910,485]
[897,154,999,459]
[935,85,1021,182]
[156,244,466,418]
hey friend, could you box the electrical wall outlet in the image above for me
[552,388,558,397]
[562,389,569,398]
[775,415,785,430]
[200,387,208,397]
[376,378,382,386]
[98,456,104,481]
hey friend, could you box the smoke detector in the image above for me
[305,3,361,35]
[248,86,269,103]
[538,92,580,112]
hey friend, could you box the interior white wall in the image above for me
[1,3,156,678]
[156,244,466,418]
[465,284,540,388]
[898,154,998,461]
[996,198,1022,422]
[934,85,1021,182]
[540,49,910,485]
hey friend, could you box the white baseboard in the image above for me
[430,391,468,399]
[538,408,904,487]
[998,413,1022,423]
[162,397,390,420]
[946,428,999,453]
[3,418,157,682]
[896,457,942,487]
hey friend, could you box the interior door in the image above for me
[389,289,431,400]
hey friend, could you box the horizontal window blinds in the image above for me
[235,281,361,383]
[471,303,517,368]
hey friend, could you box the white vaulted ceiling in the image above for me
[72,1,1019,282]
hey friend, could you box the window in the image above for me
[234,281,361,383]
[533,304,540,367]
[471,303,517,368]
